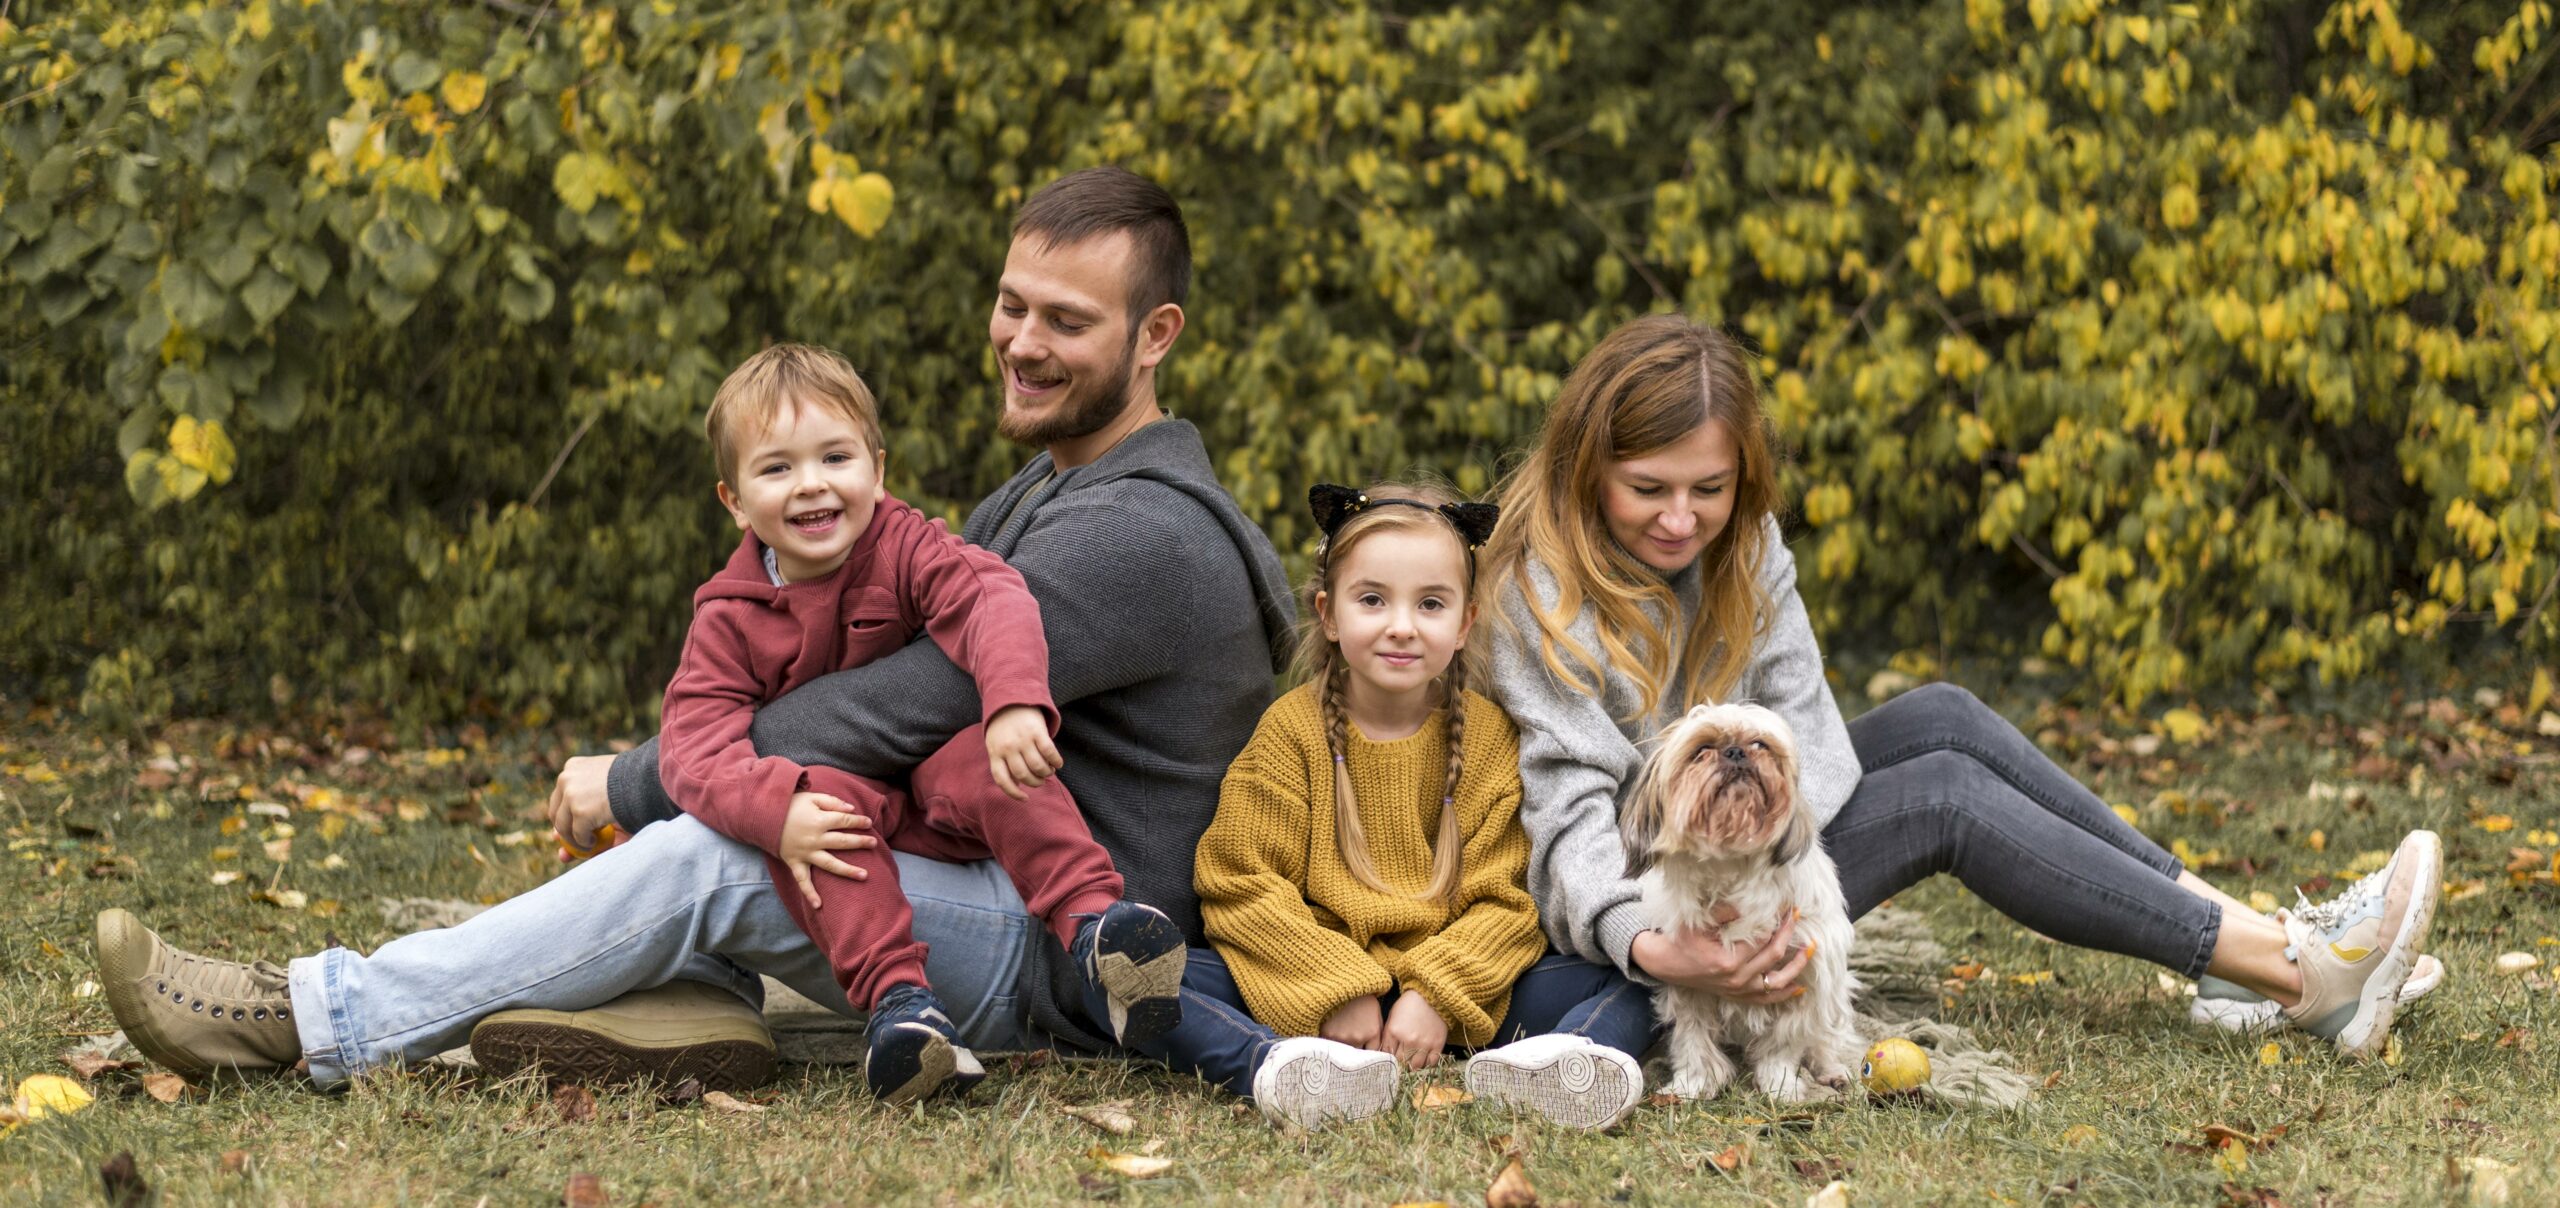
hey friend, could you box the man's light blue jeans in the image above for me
[285,816,1041,1087]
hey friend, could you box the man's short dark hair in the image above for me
[1011,166,1191,327]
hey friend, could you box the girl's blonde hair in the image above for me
[1297,480,1482,905]
[1480,315,1783,721]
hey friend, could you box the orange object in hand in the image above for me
[557,823,625,861]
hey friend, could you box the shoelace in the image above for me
[169,949,290,1004]
[2291,860,2393,934]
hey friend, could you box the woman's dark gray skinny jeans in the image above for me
[1823,682,2220,978]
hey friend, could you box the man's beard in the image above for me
[996,332,1138,446]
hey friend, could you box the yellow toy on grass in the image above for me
[1861,1037,1931,1093]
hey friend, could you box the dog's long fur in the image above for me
[1623,702,1862,1102]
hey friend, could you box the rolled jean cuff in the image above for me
[287,948,361,1088]
[2179,902,2223,981]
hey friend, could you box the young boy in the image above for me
[657,343,1184,1104]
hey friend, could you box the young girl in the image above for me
[1482,314,2443,1063]
[1125,481,1659,1132]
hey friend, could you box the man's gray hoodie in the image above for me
[607,416,1295,1049]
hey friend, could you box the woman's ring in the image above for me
[1759,973,1770,990]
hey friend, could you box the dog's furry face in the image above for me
[1621,703,1806,877]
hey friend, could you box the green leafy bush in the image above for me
[3,0,2554,726]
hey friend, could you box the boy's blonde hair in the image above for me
[1480,316,1783,722]
[1298,479,1482,906]
[704,343,883,487]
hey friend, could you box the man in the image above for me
[93,167,1297,1088]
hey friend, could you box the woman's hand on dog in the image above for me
[1378,992,1448,1069]
[1632,909,1811,1005]
[1320,994,1384,1050]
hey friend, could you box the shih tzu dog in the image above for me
[1622,702,1861,1102]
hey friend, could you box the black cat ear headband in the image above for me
[1308,484,1500,565]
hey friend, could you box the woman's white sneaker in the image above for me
[1250,1038,1400,1130]
[1462,1034,1644,1131]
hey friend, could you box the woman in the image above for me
[1480,314,2441,1060]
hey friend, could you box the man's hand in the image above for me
[1629,907,1812,1006]
[1318,994,1384,1051]
[1378,992,1449,1070]
[776,791,879,909]
[985,705,1063,801]
[546,755,619,856]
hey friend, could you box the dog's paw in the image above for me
[1753,1062,1814,1104]
[1813,1067,1852,1092]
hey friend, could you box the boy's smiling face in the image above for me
[716,395,884,583]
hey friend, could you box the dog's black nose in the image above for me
[1722,746,1747,764]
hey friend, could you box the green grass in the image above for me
[1,683,2555,1206]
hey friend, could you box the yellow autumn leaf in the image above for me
[2160,707,2208,744]
[2060,1123,2100,1146]
[1088,1148,1172,1179]
[2257,1041,2282,1066]
[2247,890,2278,914]
[830,171,895,237]
[2111,804,2140,828]
[2478,815,2516,833]
[13,1074,95,1121]
[440,71,488,115]
[2529,667,2554,717]
[169,416,237,484]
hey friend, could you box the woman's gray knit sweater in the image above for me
[1484,514,1861,980]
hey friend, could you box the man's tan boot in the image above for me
[95,909,301,1077]
[470,980,776,1091]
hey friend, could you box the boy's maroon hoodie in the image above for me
[657,495,1058,855]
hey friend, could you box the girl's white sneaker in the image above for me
[1250,1037,1400,1130]
[1463,1034,1644,1131]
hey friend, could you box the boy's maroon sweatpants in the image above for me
[767,721,1123,1011]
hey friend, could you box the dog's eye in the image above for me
[1749,740,1767,751]
[1688,746,1711,763]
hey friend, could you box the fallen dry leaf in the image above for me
[99,1151,146,1207]
[1806,1180,1850,1208]
[220,1150,251,1174]
[140,1073,194,1104]
[2060,1124,2101,1147]
[1060,1102,1137,1135]
[1485,1153,1538,1207]
[14,1073,96,1120]
[563,1171,609,1207]
[552,1083,596,1123]
[1646,1091,1681,1108]
[701,1090,766,1115]
[60,1047,135,1080]
[1711,1142,1750,1172]
[1412,1084,1474,1111]
[1088,1147,1173,1179]
[1390,1202,1453,1208]
[658,1078,704,1106]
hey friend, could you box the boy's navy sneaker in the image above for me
[863,983,984,1106]
[1068,901,1186,1048]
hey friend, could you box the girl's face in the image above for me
[1318,526,1476,703]
[1600,420,1739,574]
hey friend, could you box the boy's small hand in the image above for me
[985,705,1063,801]
[1318,994,1384,1051]
[1380,992,1448,1070]
[777,791,877,909]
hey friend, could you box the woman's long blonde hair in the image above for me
[1480,316,1783,721]
[1297,481,1481,905]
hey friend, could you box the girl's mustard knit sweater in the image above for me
[1193,681,1544,1047]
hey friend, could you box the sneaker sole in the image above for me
[2331,835,2442,1059]
[469,1018,775,1092]
[866,1022,987,1107]
[1258,1049,1399,1129]
[1464,1045,1641,1131]
[1092,910,1186,1048]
